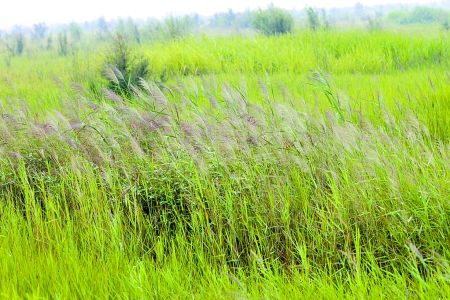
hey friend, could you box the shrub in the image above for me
[252,6,294,35]
[103,34,149,96]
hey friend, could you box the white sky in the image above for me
[0,0,437,29]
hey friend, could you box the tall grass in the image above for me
[0,75,449,297]
[0,28,449,298]
[142,30,449,76]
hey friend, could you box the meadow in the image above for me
[0,28,449,298]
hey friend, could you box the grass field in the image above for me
[0,28,449,298]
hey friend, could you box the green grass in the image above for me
[0,29,449,298]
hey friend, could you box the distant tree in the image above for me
[443,20,450,31]
[214,10,253,29]
[236,11,253,29]
[116,19,126,37]
[191,13,201,27]
[225,9,236,27]
[69,22,82,42]
[97,17,108,32]
[117,18,141,43]
[96,17,109,40]
[211,9,236,28]
[367,15,382,31]
[46,36,53,50]
[141,19,163,41]
[306,8,321,31]
[252,6,294,35]
[388,7,449,25]
[129,19,141,43]
[354,3,366,19]
[321,9,330,29]
[163,16,194,39]
[57,32,68,56]
[33,23,48,39]
[14,33,25,55]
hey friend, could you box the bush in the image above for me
[103,34,149,96]
[252,6,294,35]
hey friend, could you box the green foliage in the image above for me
[163,16,195,40]
[116,18,141,43]
[69,22,82,42]
[306,7,321,31]
[57,31,68,56]
[7,32,26,55]
[138,31,449,77]
[0,73,449,297]
[0,27,449,297]
[96,17,109,41]
[104,34,149,96]
[387,7,450,25]
[252,6,294,35]
[443,20,450,31]
[210,9,253,30]
[15,33,25,55]
[141,16,196,41]
[367,15,382,31]
[354,2,366,19]
[321,9,331,29]
[210,9,236,27]
[46,36,53,51]
[305,8,334,31]
[33,23,48,39]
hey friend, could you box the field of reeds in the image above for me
[0,28,449,298]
